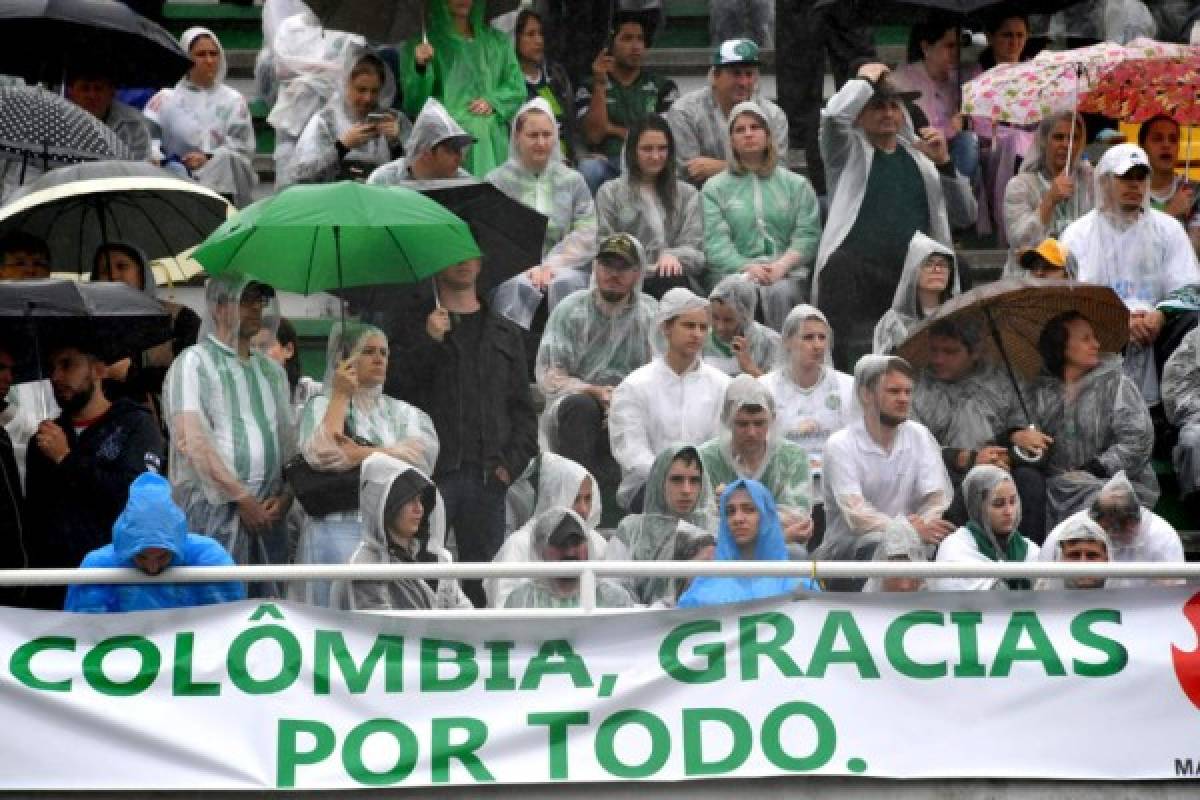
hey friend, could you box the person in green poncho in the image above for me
[932,464,1039,591]
[697,375,813,553]
[401,0,527,177]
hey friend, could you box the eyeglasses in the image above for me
[921,259,952,272]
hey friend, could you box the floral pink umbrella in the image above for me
[1079,53,1200,125]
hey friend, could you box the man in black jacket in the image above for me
[386,258,538,607]
[0,345,27,607]
[24,336,164,609]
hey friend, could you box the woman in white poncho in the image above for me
[145,27,258,207]
[293,323,439,606]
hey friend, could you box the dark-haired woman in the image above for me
[514,8,575,163]
[595,114,704,297]
[1011,311,1158,534]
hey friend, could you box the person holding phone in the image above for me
[285,53,409,185]
[703,275,781,378]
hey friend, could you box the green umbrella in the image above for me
[192,181,482,295]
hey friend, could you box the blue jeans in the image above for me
[950,130,980,182]
[438,466,508,607]
[578,154,621,196]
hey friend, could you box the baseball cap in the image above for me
[1098,142,1151,178]
[712,38,760,67]
[597,232,643,269]
[866,76,921,108]
[433,131,476,151]
[1018,238,1067,271]
[546,512,587,548]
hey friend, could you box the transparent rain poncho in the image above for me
[503,507,633,609]
[872,232,958,355]
[655,521,717,607]
[862,518,927,592]
[759,304,859,495]
[330,453,471,611]
[398,0,527,177]
[1016,354,1159,528]
[488,98,598,327]
[144,27,258,206]
[1002,112,1094,275]
[284,53,408,186]
[696,374,812,523]
[487,454,606,608]
[1038,472,1183,588]
[266,8,366,181]
[817,354,952,562]
[1163,326,1200,494]
[1061,143,1200,404]
[1034,514,1112,590]
[64,472,245,612]
[535,236,658,448]
[677,478,815,608]
[703,275,782,376]
[609,289,731,507]
[701,100,821,328]
[933,465,1038,592]
[162,276,295,569]
[606,443,717,605]
[368,98,473,185]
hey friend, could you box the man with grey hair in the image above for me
[818,354,953,585]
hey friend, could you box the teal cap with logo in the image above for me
[712,38,760,67]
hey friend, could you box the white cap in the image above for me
[1096,142,1151,178]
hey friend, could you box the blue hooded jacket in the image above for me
[677,478,816,608]
[64,472,245,613]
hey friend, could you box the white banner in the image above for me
[2,589,1200,789]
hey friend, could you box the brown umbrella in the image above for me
[898,277,1129,379]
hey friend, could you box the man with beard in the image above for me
[504,507,632,608]
[536,233,657,496]
[816,354,953,587]
[25,336,164,609]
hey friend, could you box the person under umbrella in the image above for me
[64,65,153,162]
[872,232,958,355]
[144,27,259,207]
[330,453,472,611]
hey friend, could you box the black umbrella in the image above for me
[0,279,171,384]
[816,0,1084,26]
[0,161,232,273]
[304,0,520,44]
[0,86,132,193]
[0,0,191,88]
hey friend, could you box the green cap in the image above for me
[597,232,642,269]
[713,38,760,67]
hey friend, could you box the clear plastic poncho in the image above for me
[697,374,812,520]
[1034,514,1112,590]
[283,53,407,186]
[607,443,717,604]
[1162,326,1200,494]
[503,507,633,609]
[399,0,527,177]
[933,465,1037,591]
[368,97,472,185]
[609,290,732,507]
[488,453,606,608]
[703,274,783,376]
[162,275,295,566]
[144,27,258,206]
[1061,143,1199,404]
[488,98,598,326]
[64,472,245,612]
[862,517,927,592]
[872,232,958,355]
[677,478,814,608]
[911,323,1014,451]
[1016,354,1159,528]
[535,237,658,447]
[330,453,471,610]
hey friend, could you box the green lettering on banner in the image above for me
[595,710,670,778]
[83,635,161,697]
[277,719,335,788]
[1070,609,1129,677]
[10,636,75,692]
[760,702,836,772]
[520,640,593,690]
[950,611,987,677]
[431,717,494,783]
[659,619,726,684]
[484,641,517,690]
[527,711,589,780]
[884,611,948,679]
[313,632,403,695]
[807,612,880,678]
[343,719,419,786]
[682,708,752,775]
[227,624,302,694]
[420,639,478,691]
[991,611,1067,677]
[739,612,803,680]
[173,632,220,696]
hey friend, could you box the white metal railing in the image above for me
[1,561,1197,612]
